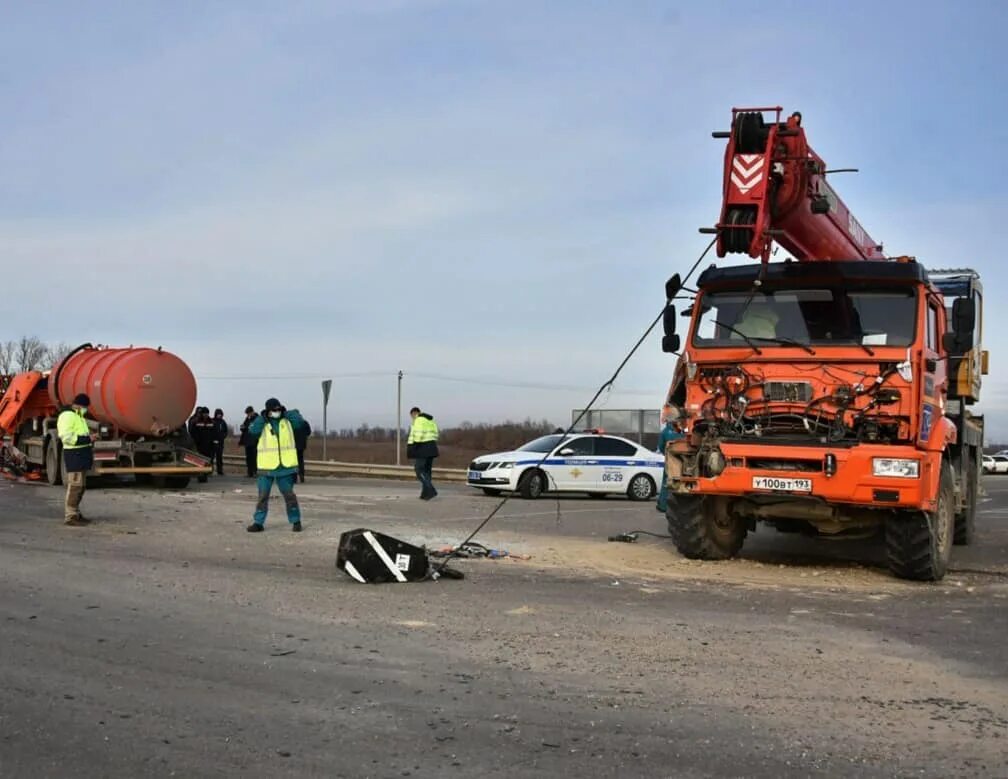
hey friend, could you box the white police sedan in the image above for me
[467,431,664,500]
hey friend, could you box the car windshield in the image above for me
[693,287,917,348]
[518,434,568,453]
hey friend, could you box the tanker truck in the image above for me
[0,343,212,488]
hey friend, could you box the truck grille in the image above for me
[747,458,822,473]
[764,381,813,403]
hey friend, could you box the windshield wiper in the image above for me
[711,320,762,354]
[750,336,816,355]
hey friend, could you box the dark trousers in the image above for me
[253,473,300,526]
[414,457,436,497]
[214,442,225,475]
[244,446,257,477]
[296,448,306,483]
[197,444,214,482]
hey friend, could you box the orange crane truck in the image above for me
[661,107,986,581]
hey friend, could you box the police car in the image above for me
[466,431,664,500]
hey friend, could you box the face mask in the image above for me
[79,407,88,415]
[269,411,281,419]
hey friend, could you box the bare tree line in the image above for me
[0,337,74,375]
[333,418,557,452]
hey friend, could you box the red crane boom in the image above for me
[710,106,885,263]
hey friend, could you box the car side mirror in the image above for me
[662,334,681,353]
[558,448,574,456]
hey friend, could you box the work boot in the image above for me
[291,521,302,532]
[64,516,88,527]
[246,522,264,533]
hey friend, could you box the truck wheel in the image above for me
[45,439,63,487]
[518,469,546,499]
[667,494,746,560]
[165,476,191,489]
[886,462,954,581]
[953,455,977,546]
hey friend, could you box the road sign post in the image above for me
[322,379,332,461]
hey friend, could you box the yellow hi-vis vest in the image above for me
[408,415,439,444]
[257,418,298,470]
[57,409,91,450]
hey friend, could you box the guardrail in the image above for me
[221,454,468,482]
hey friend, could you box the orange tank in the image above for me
[49,346,197,436]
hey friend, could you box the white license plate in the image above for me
[468,471,481,481]
[752,476,812,493]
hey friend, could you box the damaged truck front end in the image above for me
[660,260,967,580]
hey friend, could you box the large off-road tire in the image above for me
[666,494,747,560]
[45,439,63,487]
[626,474,656,501]
[165,476,191,490]
[518,469,547,499]
[953,453,977,546]
[886,462,954,581]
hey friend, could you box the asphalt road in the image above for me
[1,473,1006,778]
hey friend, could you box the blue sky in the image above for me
[2,1,1006,435]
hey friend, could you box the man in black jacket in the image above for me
[238,406,259,478]
[192,408,215,482]
[293,417,312,483]
[211,408,228,476]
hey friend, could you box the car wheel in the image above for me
[627,474,655,501]
[518,469,546,499]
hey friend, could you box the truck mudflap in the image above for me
[670,442,942,513]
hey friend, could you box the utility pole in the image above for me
[396,370,403,465]
[321,379,332,461]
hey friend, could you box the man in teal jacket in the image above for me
[656,406,684,514]
[245,397,306,533]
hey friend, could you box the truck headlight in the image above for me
[872,458,920,478]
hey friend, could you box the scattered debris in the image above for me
[430,542,530,560]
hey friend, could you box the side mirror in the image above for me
[952,297,976,335]
[942,332,958,354]
[665,273,682,300]
[558,448,574,456]
[663,304,677,336]
[662,334,681,353]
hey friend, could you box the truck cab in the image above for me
[662,259,982,581]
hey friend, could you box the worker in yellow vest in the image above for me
[407,406,440,500]
[56,393,96,526]
[245,397,305,532]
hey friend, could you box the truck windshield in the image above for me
[692,288,917,348]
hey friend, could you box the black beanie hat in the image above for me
[73,393,91,406]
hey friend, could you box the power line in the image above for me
[196,370,658,394]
